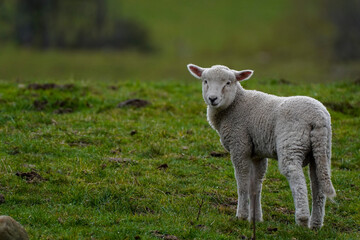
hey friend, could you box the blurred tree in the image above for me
[0,0,16,41]
[0,0,152,51]
[325,0,360,61]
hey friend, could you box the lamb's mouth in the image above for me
[210,101,220,107]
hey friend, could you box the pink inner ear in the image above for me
[190,66,203,77]
[236,71,252,81]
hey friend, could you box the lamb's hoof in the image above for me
[295,215,309,228]
[248,211,263,222]
[248,216,263,223]
[309,219,323,230]
[310,223,322,230]
[236,213,249,221]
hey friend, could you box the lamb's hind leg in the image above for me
[279,152,310,227]
[309,159,326,229]
[249,158,268,222]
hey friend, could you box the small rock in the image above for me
[0,215,29,240]
[0,194,5,204]
[130,130,137,136]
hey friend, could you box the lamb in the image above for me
[187,64,336,229]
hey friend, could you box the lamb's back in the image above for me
[275,95,330,128]
[230,90,329,159]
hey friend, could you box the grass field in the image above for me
[1,0,359,238]
[0,77,359,239]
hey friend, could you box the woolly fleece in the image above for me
[187,64,336,229]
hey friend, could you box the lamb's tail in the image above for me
[310,124,336,198]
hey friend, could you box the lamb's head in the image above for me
[187,64,253,109]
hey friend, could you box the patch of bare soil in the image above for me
[27,83,74,90]
[15,171,46,183]
[157,163,169,170]
[275,206,294,215]
[0,194,5,204]
[53,108,73,114]
[33,99,48,110]
[33,99,76,114]
[117,99,150,108]
[151,230,179,240]
[67,140,91,147]
[267,227,278,233]
[210,151,229,157]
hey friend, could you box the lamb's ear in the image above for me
[233,70,254,82]
[187,64,204,79]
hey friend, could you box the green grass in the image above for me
[0,78,359,239]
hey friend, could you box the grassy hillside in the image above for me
[2,0,358,83]
[0,2,359,238]
[0,78,359,239]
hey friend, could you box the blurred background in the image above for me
[0,0,359,83]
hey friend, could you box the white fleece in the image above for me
[187,64,335,229]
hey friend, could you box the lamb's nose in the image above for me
[209,96,218,103]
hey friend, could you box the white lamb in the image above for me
[187,64,336,229]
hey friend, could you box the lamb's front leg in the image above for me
[231,151,251,220]
[249,158,268,222]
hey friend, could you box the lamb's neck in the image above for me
[207,85,246,132]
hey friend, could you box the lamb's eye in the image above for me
[204,80,208,84]
[226,81,231,85]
